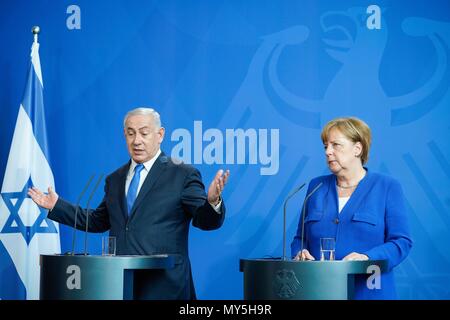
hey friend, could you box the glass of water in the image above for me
[102,236,116,256]
[320,238,335,261]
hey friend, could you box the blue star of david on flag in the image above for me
[0,32,60,300]
[1,177,57,245]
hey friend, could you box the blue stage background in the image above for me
[1,0,450,299]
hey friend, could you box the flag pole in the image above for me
[32,26,40,43]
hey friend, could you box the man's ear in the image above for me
[158,127,165,142]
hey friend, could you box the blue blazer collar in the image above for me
[329,168,373,217]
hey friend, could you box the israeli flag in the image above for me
[0,38,61,299]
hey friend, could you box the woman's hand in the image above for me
[342,252,369,261]
[294,249,316,261]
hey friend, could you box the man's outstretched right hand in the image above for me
[28,186,59,210]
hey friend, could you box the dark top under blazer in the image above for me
[291,169,412,299]
[49,152,225,299]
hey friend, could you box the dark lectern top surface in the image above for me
[40,253,175,270]
[239,258,387,274]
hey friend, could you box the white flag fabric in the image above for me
[0,40,60,299]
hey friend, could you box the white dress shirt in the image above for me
[125,149,161,197]
[338,196,350,213]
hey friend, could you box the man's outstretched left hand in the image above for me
[207,169,230,206]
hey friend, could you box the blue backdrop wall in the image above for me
[1,0,450,299]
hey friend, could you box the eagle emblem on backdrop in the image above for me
[216,7,450,298]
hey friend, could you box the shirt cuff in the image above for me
[210,198,222,213]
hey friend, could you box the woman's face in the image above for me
[323,128,362,175]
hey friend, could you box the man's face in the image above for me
[124,114,165,163]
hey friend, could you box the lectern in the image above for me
[40,254,174,300]
[240,258,387,300]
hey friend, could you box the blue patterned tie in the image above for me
[127,164,144,216]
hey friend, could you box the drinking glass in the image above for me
[102,236,116,256]
[320,237,335,261]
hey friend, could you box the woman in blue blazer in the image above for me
[291,117,412,299]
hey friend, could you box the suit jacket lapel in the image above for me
[129,153,168,217]
[117,161,130,220]
[326,175,338,216]
[338,169,373,218]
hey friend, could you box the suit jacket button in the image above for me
[334,218,339,224]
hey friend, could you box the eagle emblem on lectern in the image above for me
[274,269,301,299]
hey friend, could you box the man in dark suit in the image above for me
[28,107,230,299]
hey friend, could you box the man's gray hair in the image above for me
[123,107,162,130]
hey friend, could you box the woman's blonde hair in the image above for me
[321,117,372,165]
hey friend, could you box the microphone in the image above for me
[300,182,323,261]
[282,182,306,260]
[83,174,104,256]
[70,174,95,255]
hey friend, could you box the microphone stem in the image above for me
[83,174,104,255]
[71,174,94,255]
[300,200,307,261]
[299,182,323,260]
[282,183,306,260]
[283,202,287,260]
